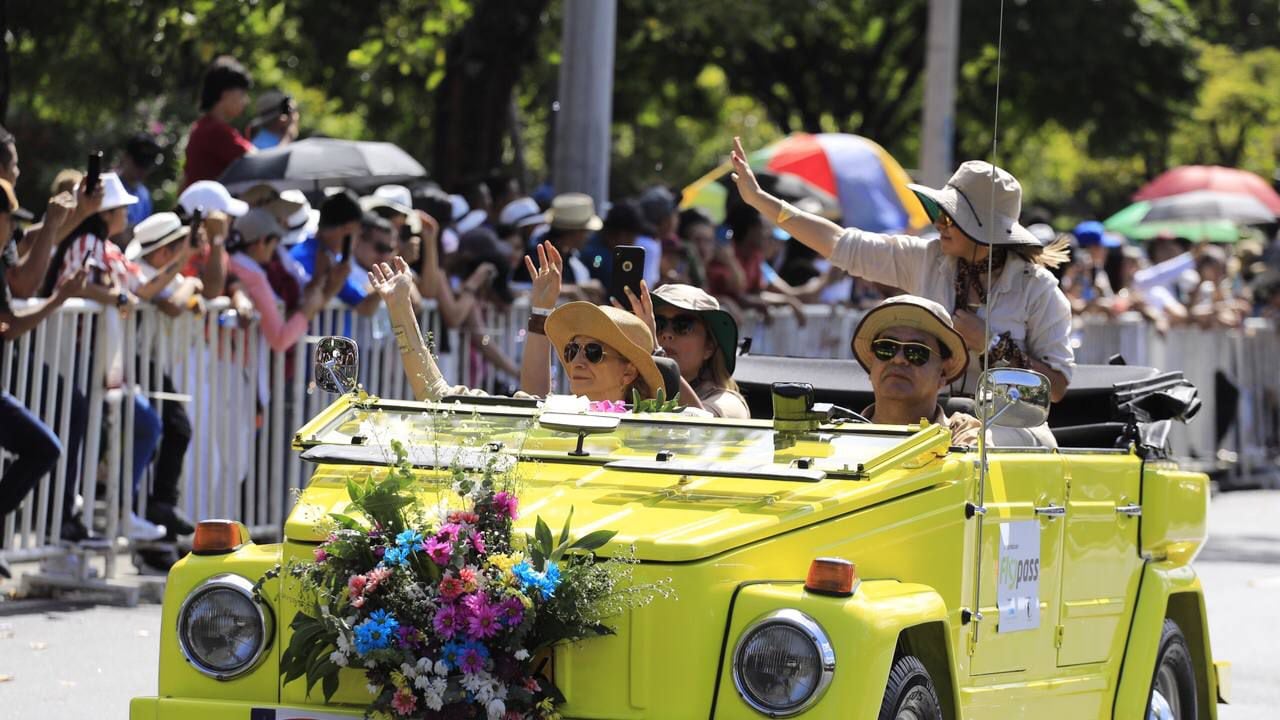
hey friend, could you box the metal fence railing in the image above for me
[2,297,1277,583]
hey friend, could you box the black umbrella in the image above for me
[218,138,427,194]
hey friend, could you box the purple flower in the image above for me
[465,594,501,639]
[460,646,486,674]
[470,531,486,554]
[313,547,328,563]
[432,603,462,640]
[373,545,386,558]
[498,596,524,626]
[492,491,519,520]
[396,625,419,649]
[424,536,452,565]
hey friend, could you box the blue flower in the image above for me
[353,609,400,655]
[512,560,561,600]
[395,529,424,548]
[440,641,465,670]
[382,545,410,567]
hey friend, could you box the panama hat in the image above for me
[126,212,190,261]
[650,283,739,375]
[545,302,664,398]
[907,161,1039,247]
[545,193,603,232]
[852,295,969,384]
[498,197,545,230]
[95,172,140,212]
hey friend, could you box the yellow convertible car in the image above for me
[131,340,1227,720]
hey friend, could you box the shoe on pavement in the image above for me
[127,512,167,542]
[147,502,195,538]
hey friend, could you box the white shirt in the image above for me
[829,228,1074,395]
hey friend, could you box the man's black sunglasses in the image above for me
[564,341,611,364]
[871,338,935,366]
[655,313,699,336]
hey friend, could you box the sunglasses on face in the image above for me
[655,313,699,336]
[935,213,956,231]
[371,242,396,255]
[871,338,936,366]
[564,341,612,364]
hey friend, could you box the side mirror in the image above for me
[314,336,359,395]
[538,412,622,457]
[978,368,1050,429]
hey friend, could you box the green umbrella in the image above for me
[1103,200,1243,243]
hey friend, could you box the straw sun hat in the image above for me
[544,302,664,397]
[852,295,969,384]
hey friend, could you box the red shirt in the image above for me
[182,114,252,189]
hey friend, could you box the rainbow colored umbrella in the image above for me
[681,133,929,231]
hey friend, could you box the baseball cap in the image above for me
[235,207,285,245]
[498,197,544,229]
[180,180,249,217]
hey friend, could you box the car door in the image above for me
[969,452,1068,677]
[1056,451,1144,666]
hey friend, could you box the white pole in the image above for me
[921,0,961,187]
[552,0,617,206]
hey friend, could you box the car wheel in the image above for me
[878,654,943,720]
[1148,618,1198,720]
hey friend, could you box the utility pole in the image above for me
[921,0,960,187]
[552,0,617,206]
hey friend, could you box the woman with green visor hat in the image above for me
[729,137,1074,402]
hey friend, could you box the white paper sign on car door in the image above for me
[997,520,1040,633]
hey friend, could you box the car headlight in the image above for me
[177,574,273,680]
[732,609,835,716]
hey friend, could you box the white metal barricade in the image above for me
[4,297,1279,581]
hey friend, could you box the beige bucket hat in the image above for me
[545,302,664,397]
[852,295,969,384]
[545,193,603,232]
[908,161,1039,247]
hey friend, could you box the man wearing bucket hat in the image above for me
[126,212,204,314]
[731,137,1074,402]
[852,295,1056,447]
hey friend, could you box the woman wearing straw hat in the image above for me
[730,138,1074,401]
[613,282,749,419]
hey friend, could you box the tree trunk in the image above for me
[432,0,550,190]
[0,0,9,124]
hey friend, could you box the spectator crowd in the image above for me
[3,54,1280,579]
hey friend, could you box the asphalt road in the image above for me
[0,490,1276,719]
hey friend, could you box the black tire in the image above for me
[878,654,944,720]
[1148,618,1198,720]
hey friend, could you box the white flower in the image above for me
[416,657,436,677]
[421,676,447,711]
[433,659,450,676]
[334,633,351,654]
[328,649,348,667]
[486,698,507,720]
[513,648,530,661]
[366,682,380,697]
[400,662,416,679]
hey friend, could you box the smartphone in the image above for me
[341,233,354,262]
[610,245,646,311]
[188,207,204,247]
[85,151,102,193]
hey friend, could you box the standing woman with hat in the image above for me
[730,138,1074,401]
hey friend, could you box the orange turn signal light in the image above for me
[805,557,857,597]
[192,519,251,555]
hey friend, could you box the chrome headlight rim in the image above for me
[176,573,274,680]
[732,608,836,717]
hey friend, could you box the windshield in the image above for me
[299,401,912,475]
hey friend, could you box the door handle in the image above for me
[1034,504,1066,519]
[1116,504,1142,517]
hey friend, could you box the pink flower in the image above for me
[460,647,486,674]
[314,547,328,563]
[471,531,487,554]
[458,567,478,591]
[465,594,501,639]
[448,511,478,525]
[589,400,628,413]
[351,595,366,609]
[438,575,465,601]
[523,676,541,692]
[348,575,367,594]
[432,603,462,639]
[366,566,392,590]
[492,491,519,520]
[391,686,417,715]
[424,537,452,565]
[437,524,461,542]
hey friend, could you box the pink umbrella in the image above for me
[1134,165,1280,215]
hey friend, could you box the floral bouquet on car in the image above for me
[272,440,669,719]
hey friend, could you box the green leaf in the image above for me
[320,659,341,702]
[534,516,553,558]
[327,513,361,530]
[557,506,575,548]
[569,529,617,553]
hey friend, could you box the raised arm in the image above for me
[519,242,562,397]
[730,136,844,258]
[370,257,452,402]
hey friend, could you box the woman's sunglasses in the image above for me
[655,313,699,336]
[564,342,611,364]
[871,338,935,366]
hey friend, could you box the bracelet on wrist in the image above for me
[530,306,553,317]
[527,314,547,335]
